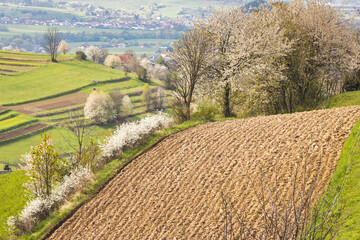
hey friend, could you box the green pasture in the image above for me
[0,60,129,105]
[322,90,360,109]
[0,170,29,239]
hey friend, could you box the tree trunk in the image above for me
[223,82,231,118]
[186,101,191,121]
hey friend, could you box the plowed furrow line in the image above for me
[49,106,360,239]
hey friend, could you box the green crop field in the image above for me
[0,60,129,105]
[0,170,29,239]
[0,51,71,62]
[0,113,37,134]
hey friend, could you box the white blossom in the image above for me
[100,112,173,158]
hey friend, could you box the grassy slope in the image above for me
[322,90,360,109]
[332,120,360,239]
[321,90,360,238]
[0,170,29,239]
[0,60,128,105]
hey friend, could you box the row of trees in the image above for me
[170,0,360,121]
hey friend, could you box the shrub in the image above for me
[100,112,173,159]
[141,83,152,111]
[136,66,149,83]
[152,87,167,110]
[8,167,91,235]
[122,95,133,118]
[192,100,221,121]
[109,89,124,120]
[75,51,87,60]
[20,134,62,198]
[84,90,115,124]
[4,164,11,171]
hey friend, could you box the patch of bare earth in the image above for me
[0,123,47,141]
[48,106,360,239]
[9,92,88,115]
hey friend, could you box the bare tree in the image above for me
[43,26,61,62]
[58,111,97,170]
[170,28,214,121]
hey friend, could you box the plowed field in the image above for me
[9,92,88,114]
[0,123,47,141]
[48,106,360,239]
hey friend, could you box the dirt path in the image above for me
[48,106,360,239]
[0,106,7,112]
[9,92,88,115]
[0,123,48,141]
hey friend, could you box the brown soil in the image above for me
[48,106,360,239]
[10,92,88,115]
[0,106,7,112]
[0,123,47,141]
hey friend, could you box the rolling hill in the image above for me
[47,106,360,239]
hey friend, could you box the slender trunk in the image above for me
[186,101,191,121]
[223,82,231,118]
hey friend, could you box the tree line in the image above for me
[170,0,360,121]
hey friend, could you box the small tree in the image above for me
[57,40,70,55]
[105,55,121,69]
[85,46,108,64]
[43,26,61,62]
[170,27,214,121]
[156,55,165,65]
[21,134,62,198]
[84,90,115,124]
[109,89,124,120]
[122,95,133,118]
[152,87,167,110]
[141,84,152,111]
[136,66,149,83]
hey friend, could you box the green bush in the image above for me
[75,51,87,60]
[192,100,221,121]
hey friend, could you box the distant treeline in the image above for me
[0,28,184,52]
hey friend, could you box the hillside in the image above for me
[47,106,360,239]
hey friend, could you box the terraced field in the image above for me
[48,106,360,239]
[0,110,38,135]
[0,50,71,76]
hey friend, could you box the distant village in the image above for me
[0,0,359,56]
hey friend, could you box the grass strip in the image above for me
[328,119,360,239]
[0,61,43,67]
[3,77,131,107]
[0,119,38,134]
